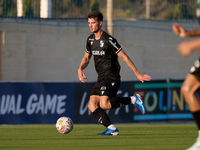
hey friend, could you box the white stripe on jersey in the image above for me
[85,49,91,54]
[115,47,122,54]
[109,40,121,53]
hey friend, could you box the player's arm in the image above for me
[172,23,200,37]
[185,29,200,37]
[177,37,200,57]
[117,49,151,83]
[78,52,92,83]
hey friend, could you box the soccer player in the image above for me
[78,11,151,135]
[172,23,200,150]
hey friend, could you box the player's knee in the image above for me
[181,84,193,104]
[99,103,106,109]
[99,102,109,110]
[181,84,190,95]
[88,103,95,112]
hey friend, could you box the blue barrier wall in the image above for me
[0,79,194,124]
[0,83,74,124]
[74,79,193,124]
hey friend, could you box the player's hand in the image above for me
[78,69,87,83]
[137,73,151,83]
[177,41,192,57]
[172,23,187,37]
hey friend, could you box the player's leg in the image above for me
[95,95,140,135]
[88,95,112,127]
[95,95,145,135]
[88,95,119,135]
[88,78,145,135]
[110,94,146,114]
[100,78,145,114]
[99,95,145,114]
[181,73,200,112]
[89,78,122,135]
[88,81,119,135]
[181,74,200,150]
[99,96,130,109]
[88,95,113,127]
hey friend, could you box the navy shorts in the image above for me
[190,58,200,81]
[90,78,120,98]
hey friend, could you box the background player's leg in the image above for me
[181,73,200,112]
[181,73,200,150]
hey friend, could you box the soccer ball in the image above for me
[56,117,73,134]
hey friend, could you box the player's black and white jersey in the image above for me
[86,31,122,79]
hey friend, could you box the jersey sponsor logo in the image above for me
[92,50,105,56]
[100,40,104,47]
[111,82,115,86]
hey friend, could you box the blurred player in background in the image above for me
[173,23,200,150]
[78,11,151,135]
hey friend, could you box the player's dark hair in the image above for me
[88,11,103,21]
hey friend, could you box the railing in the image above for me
[0,0,199,21]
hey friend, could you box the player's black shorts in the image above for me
[90,78,120,98]
[190,57,200,81]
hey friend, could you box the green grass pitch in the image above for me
[0,124,198,150]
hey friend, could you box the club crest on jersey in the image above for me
[100,40,104,47]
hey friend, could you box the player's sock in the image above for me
[130,96,136,104]
[110,97,131,109]
[92,107,112,127]
[192,110,200,130]
[107,124,117,130]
